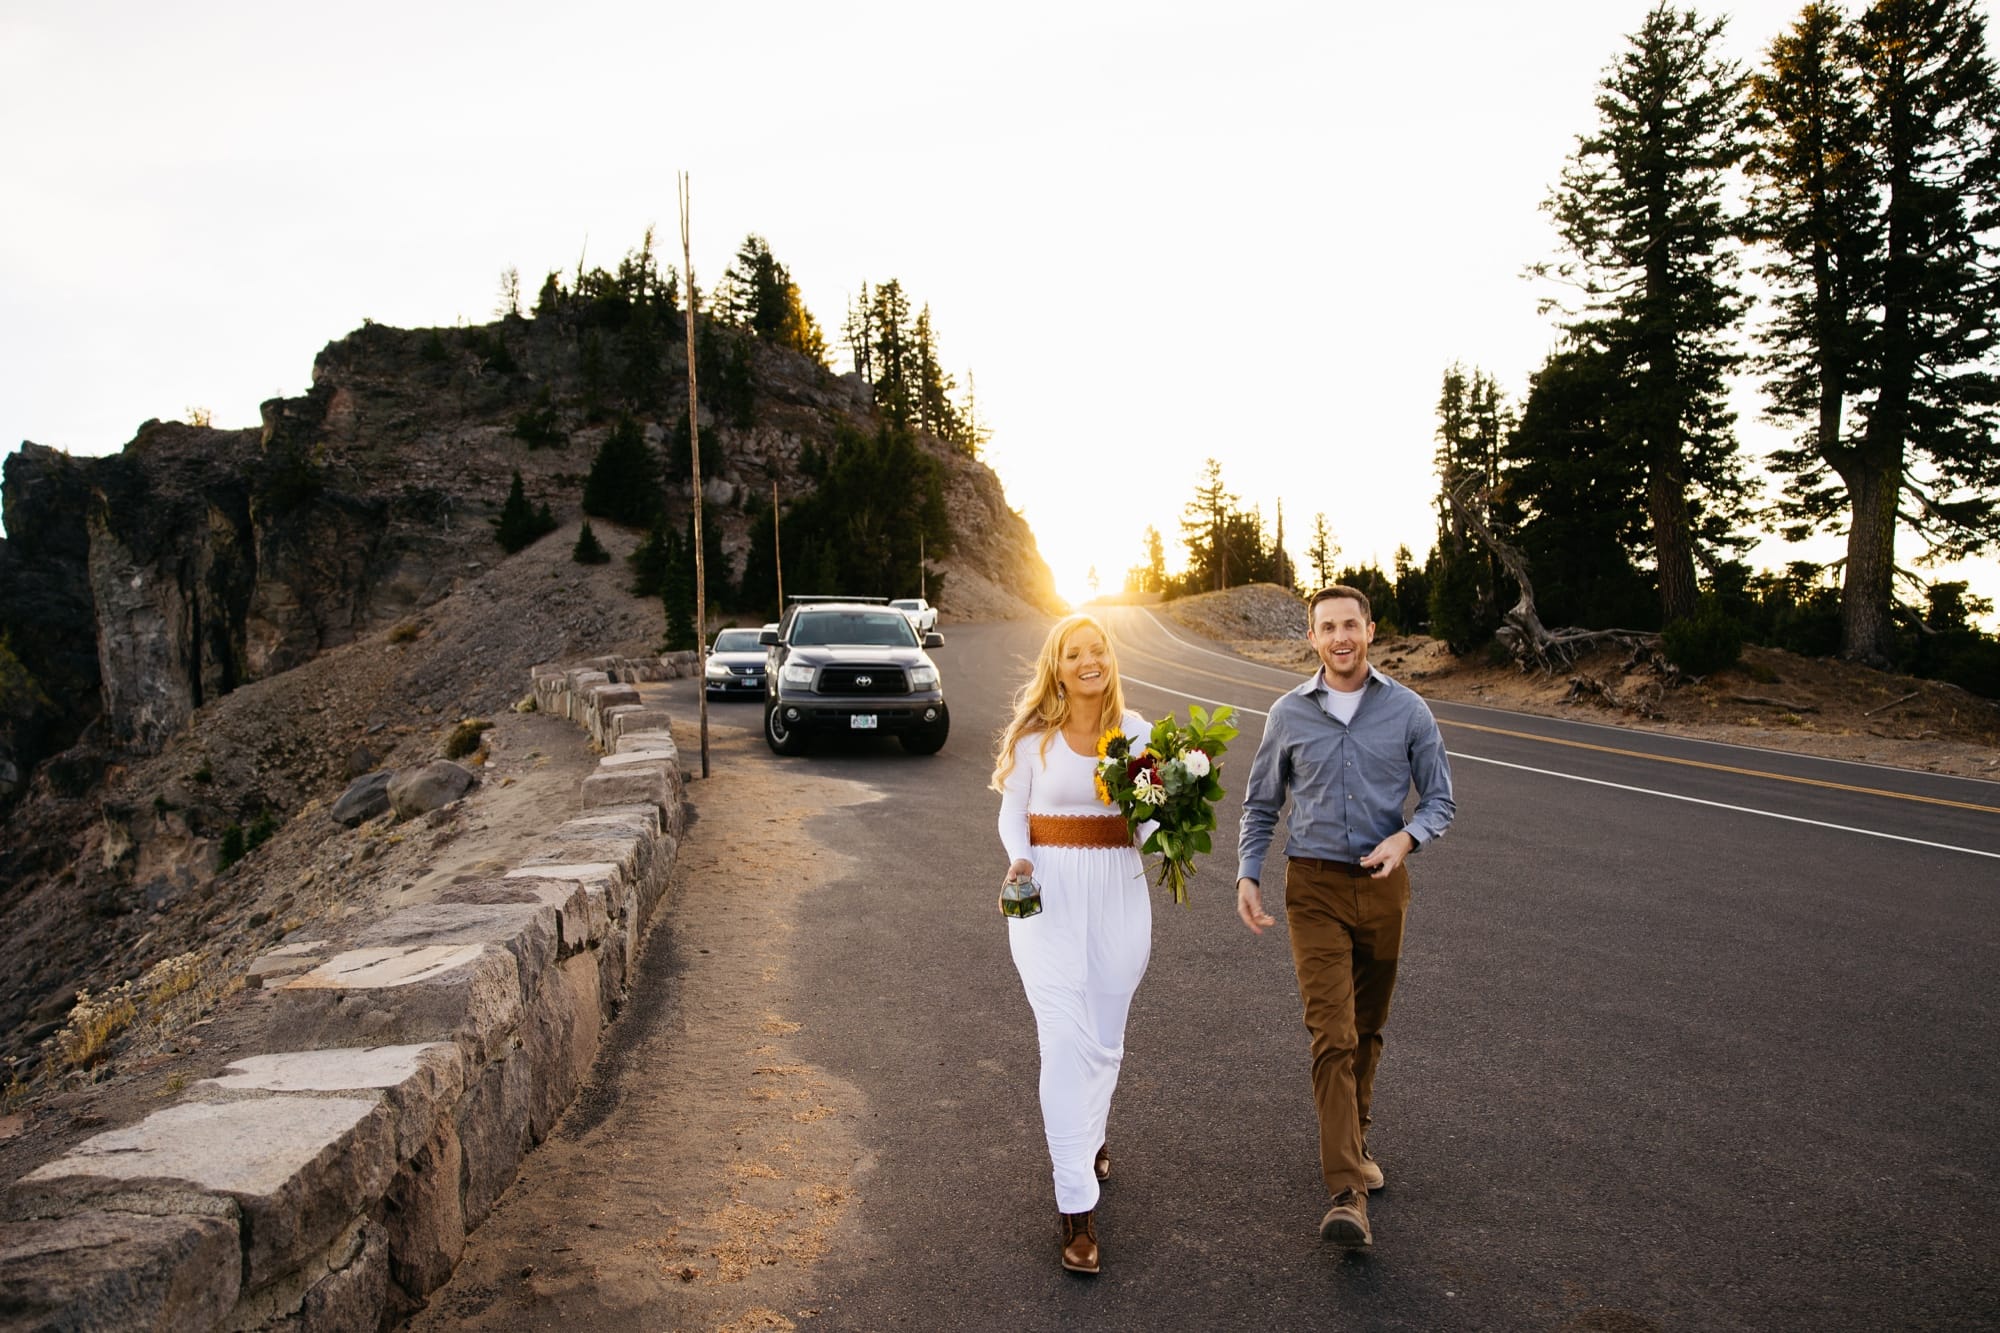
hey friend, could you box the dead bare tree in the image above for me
[1443,479,1667,676]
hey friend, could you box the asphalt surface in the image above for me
[662,611,2000,1332]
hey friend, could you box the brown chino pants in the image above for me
[1284,856,1410,1198]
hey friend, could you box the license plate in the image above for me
[849,714,878,730]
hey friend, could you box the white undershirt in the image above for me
[1318,673,1364,725]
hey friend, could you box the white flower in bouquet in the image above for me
[1182,749,1211,778]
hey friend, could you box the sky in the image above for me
[4,0,1997,618]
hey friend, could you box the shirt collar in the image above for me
[1295,665,1384,699]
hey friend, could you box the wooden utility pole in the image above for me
[679,173,709,779]
[772,479,784,611]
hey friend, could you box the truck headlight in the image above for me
[781,662,816,686]
[909,665,938,689]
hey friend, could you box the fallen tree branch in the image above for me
[1863,690,1920,718]
[1726,695,1820,713]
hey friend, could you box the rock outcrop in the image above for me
[0,311,1061,818]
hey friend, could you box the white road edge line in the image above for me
[1134,606,2000,792]
[1452,751,2000,860]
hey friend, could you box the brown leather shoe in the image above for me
[1060,1210,1100,1274]
[1361,1144,1384,1193]
[1093,1143,1111,1182]
[1319,1188,1372,1248]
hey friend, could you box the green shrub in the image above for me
[1662,599,1744,677]
[218,824,246,869]
[443,718,493,759]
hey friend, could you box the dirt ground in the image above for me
[1160,584,2000,783]
[408,711,879,1333]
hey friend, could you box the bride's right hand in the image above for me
[999,858,1035,914]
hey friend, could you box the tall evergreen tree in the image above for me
[1179,459,1235,591]
[1501,346,1658,628]
[869,280,915,426]
[582,415,660,527]
[1748,0,2000,661]
[493,471,556,553]
[1307,513,1338,590]
[1538,3,1757,623]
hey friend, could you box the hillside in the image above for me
[0,308,1062,1100]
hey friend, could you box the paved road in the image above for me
[649,612,1999,1330]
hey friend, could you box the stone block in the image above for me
[439,878,606,953]
[517,955,605,1142]
[0,1210,240,1332]
[13,1098,395,1291]
[520,827,652,890]
[246,940,332,990]
[297,1219,389,1333]
[614,728,679,757]
[198,1042,464,1163]
[596,926,629,1017]
[454,1047,533,1231]
[382,1116,463,1304]
[273,945,523,1066]
[610,709,675,743]
[351,903,560,1010]
[579,766,670,819]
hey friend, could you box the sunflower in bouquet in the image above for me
[1094,705,1239,905]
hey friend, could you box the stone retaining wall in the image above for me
[0,651,699,1331]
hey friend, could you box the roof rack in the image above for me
[785,594,889,604]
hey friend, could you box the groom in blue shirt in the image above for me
[1236,584,1455,1249]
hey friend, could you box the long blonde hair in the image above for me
[990,614,1127,791]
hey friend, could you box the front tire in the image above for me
[765,701,809,756]
[901,703,950,755]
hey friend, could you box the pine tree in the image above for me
[572,519,611,565]
[1748,0,2000,662]
[582,415,660,527]
[1179,459,1235,592]
[1500,346,1657,628]
[628,517,673,597]
[1537,3,1756,624]
[661,527,698,652]
[494,471,551,554]
[869,280,915,426]
[1307,513,1338,590]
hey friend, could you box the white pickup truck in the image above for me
[889,598,938,634]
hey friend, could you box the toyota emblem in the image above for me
[856,674,873,687]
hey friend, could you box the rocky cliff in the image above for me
[0,309,1061,1092]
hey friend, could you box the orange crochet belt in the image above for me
[1028,814,1132,848]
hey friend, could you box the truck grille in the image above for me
[819,667,908,694]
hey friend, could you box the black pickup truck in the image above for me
[759,597,949,755]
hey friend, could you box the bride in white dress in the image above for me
[992,614,1153,1276]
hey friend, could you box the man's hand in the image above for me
[1237,877,1275,934]
[1359,831,1418,878]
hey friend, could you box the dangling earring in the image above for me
[1056,682,1067,703]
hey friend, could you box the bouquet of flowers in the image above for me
[1094,704,1239,906]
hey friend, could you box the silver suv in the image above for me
[759,597,949,755]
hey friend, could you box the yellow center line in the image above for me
[1441,718,2000,815]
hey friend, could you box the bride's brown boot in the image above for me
[1059,1210,1100,1274]
[1093,1143,1111,1182]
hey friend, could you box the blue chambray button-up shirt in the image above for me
[1236,666,1456,882]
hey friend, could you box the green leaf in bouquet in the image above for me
[1193,829,1212,854]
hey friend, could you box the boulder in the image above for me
[386,761,474,820]
[330,770,393,827]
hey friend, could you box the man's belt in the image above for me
[1028,814,1132,848]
